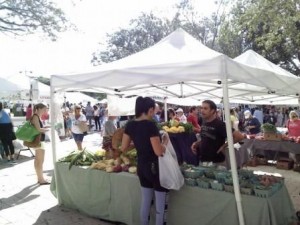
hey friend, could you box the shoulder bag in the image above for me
[16,118,40,142]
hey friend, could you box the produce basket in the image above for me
[214,171,228,183]
[185,178,197,186]
[224,184,234,193]
[240,187,253,195]
[204,168,216,179]
[238,169,254,179]
[254,186,273,198]
[183,168,204,179]
[210,181,224,191]
[196,178,211,189]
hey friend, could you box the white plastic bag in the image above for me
[159,140,184,190]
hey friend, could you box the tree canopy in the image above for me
[91,0,299,76]
[0,0,70,40]
[219,0,300,75]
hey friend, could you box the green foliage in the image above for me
[218,0,300,75]
[261,123,277,133]
[91,12,176,65]
[0,0,71,40]
[91,0,229,65]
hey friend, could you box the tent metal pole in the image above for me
[164,97,168,122]
[50,79,61,204]
[222,72,245,225]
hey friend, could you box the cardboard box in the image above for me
[263,133,282,141]
[276,158,294,170]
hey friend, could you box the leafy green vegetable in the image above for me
[261,123,277,133]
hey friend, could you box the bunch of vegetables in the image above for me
[161,121,193,133]
[261,123,277,133]
[58,149,97,170]
[90,152,137,173]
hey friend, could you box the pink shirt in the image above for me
[287,119,300,137]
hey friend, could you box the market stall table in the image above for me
[239,138,300,163]
[168,132,198,165]
[51,163,296,225]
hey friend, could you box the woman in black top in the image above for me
[121,97,169,225]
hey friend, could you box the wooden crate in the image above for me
[263,133,282,141]
[276,158,294,170]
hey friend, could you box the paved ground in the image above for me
[0,132,115,225]
[1,131,300,224]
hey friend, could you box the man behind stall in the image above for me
[191,100,244,164]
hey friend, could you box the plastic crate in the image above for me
[224,184,234,193]
[240,187,253,195]
[183,169,204,179]
[254,186,273,198]
[184,178,197,186]
[196,178,211,189]
[210,181,224,191]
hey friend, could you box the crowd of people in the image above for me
[2,97,300,224]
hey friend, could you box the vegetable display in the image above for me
[261,123,277,133]
[58,149,97,170]
[160,121,194,133]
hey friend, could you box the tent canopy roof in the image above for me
[51,29,300,103]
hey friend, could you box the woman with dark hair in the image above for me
[121,96,169,225]
[167,108,179,126]
[0,102,15,163]
[30,103,50,184]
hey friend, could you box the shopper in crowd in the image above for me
[84,101,94,130]
[244,110,261,135]
[276,109,284,127]
[152,103,160,122]
[30,103,50,184]
[187,106,201,133]
[41,105,49,125]
[25,104,33,121]
[104,116,117,137]
[253,107,263,124]
[175,108,187,123]
[0,102,16,163]
[230,108,239,131]
[286,111,300,137]
[121,96,169,225]
[191,100,244,164]
[93,105,101,131]
[70,105,87,150]
[167,108,179,126]
[64,111,73,139]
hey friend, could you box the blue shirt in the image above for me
[0,110,12,124]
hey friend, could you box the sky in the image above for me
[0,0,217,78]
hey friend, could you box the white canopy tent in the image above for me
[234,50,299,105]
[63,92,98,106]
[50,28,300,224]
[0,74,50,101]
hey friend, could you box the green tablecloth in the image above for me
[51,163,296,225]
